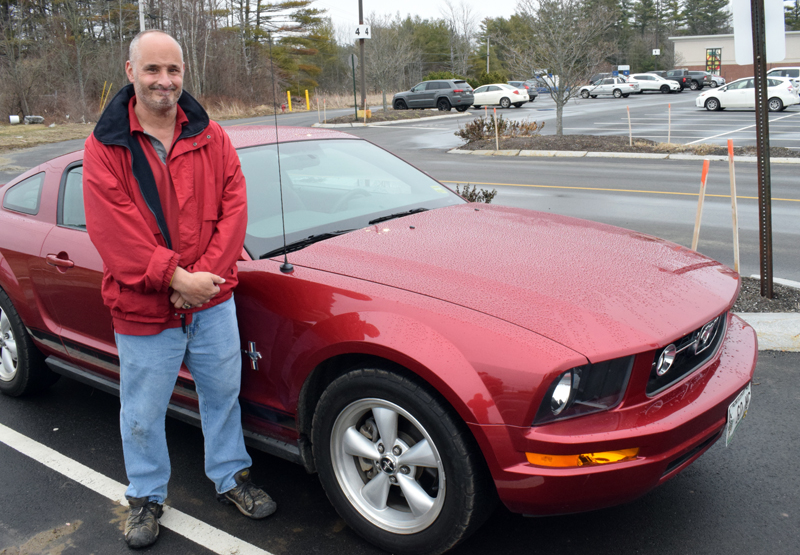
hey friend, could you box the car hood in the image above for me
[285,204,739,361]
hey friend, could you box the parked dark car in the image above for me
[687,71,711,90]
[508,80,538,102]
[392,79,473,112]
[663,69,705,90]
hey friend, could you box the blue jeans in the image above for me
[115,296,252,503]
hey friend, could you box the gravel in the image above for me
[733,277,800,313]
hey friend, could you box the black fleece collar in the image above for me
[93,83,209,146]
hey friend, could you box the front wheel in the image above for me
[580,90,589,99]
[768,97,783,112]
[393,99,407,110]
[613,89,623,98]
[436,98,451,112]
[0,289,58,397]
[499,97,511,108]
[710,81,718,88]
[705,98,721,111]
[455,106,468,112]
[661,85,670,93]
[312,368,495,555]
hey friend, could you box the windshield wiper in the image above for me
[259,230,355,260]
[368,207,428,225]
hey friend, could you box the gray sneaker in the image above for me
[124,497,163,549]
[217,468,277,519]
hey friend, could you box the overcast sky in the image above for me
[313,0,521,37]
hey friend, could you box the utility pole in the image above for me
[139,0,145,31]
[486,36,490,73]
[358,0,366,109]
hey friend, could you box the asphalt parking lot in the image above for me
[461,88,800,150]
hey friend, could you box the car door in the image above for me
[406,82,427,108]
[473,85,490,105]
[724,79,753,108]
[486,85,504,104]
[31,162,118,374]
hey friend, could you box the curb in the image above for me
[313,112,471,128]
[447,148,800,163]
[732,275,798,352]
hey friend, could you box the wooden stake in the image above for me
[627,105,632,146]
[493,107,499,150]
[316,88,320,123]
[728,140,740,273]
[323,98,326,123]
[668,103,671,144]
[692,159,711,251]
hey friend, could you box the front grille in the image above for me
[646,313,727,396]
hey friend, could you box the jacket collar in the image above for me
[93,83,209,147]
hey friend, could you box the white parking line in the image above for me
[687,111,800,144]
[0,422,274,555]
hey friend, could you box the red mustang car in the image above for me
[0,127,755,554]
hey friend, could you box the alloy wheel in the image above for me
[0,308,18,382]
[329,398,446,534]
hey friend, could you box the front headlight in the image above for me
[534,356,634,425]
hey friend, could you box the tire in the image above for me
[513,102,524,108]
[710,81,718,88]
[499,97,511,108]
[661,85,670,93]
[455,106,468,112]
[436,98,451,112]
[312,368,495,555]
[690,80,700,90]
[581,90,589,99]
[705,98,721,111]
[0,289,58,397]
[768,97,783,112]
[613,89,622,98]
[393,99,407,110]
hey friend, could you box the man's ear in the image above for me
[125,61,135,84]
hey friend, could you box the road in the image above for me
[1,352,797,554]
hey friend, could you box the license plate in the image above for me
[725,383,751,447]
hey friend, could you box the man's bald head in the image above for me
[129,30,184,66]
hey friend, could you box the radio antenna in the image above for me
[267,29,293,274]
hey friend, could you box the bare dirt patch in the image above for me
[324,108,464,124]
[0,123,95,154]
[458,134,800,158]
[733,277,800,313]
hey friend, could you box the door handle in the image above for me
[46,254,75,269]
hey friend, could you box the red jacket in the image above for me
[83,85,247,335]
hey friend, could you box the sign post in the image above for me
[348,54,358,121]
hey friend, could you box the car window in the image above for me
[3,172,44,215]
[411,83,424,92]
[474,86,488,93]
[767,78,783,87]
[238,139,464,258]
[487,85,500,91]
[60,165,86,229]
[601,79,613,85]
[743,79,754,89]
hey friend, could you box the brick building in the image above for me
[668,31,800,82]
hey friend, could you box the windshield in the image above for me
[239,138,465,258]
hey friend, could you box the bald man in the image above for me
[83,30,275,549]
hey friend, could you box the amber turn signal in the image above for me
[526,448,639,468]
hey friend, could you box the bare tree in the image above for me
[363,14,417,111]
[439,0,475,76]
[510,0,614,135]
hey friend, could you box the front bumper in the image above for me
[470,314,757,516]
[696,96,707,107]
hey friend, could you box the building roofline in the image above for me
[669,30,800,41]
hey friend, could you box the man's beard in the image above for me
[135,81,182,113]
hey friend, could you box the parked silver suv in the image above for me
[393,79,474,112]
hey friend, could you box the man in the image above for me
[83,30,275,549]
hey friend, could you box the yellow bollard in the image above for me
[305,89,310,111]
[287,91,293,112]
